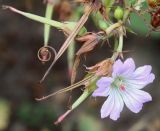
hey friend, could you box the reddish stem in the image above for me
[54,110,71,125]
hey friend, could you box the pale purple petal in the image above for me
[132,65,152,79]
[121,58,135,77]
[119,89,143,113]
[96,77,113,88]
[109,89,124,120]
[92,77,113,97]
[112,59,123,77]
[130,65,155,85]
[100,90,114,118]
[112,58,135,77]
[126,87,152,103]
[126,73,155,89]
[92,85,110,97]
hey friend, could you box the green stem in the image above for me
[111,29,124,61]
[44,3,54,46]
[111,7,132,61]
[71,89,90,110]
[105,21,122,35]
[117,33,123,52]
[67,41,75,76]
[71,75,98,109]
[114,38,119,51]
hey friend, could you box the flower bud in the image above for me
[114,7,124,20]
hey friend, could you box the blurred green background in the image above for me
[0,0,160,131]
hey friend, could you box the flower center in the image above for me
[120,85,125,91]
[111,76,125,91]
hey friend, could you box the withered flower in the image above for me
[86,59,114,76]
[71,32,103,84]
[76,32,103,55]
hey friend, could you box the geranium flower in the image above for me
[92,58,155,120]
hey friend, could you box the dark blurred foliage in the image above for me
[0,0,160,131]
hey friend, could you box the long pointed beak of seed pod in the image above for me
[54,110,72,125]
[54,89,91,125]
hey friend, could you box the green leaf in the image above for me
[130,12,160,38]
[134,0,146,10]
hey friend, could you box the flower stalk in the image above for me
[117,31,123,53]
